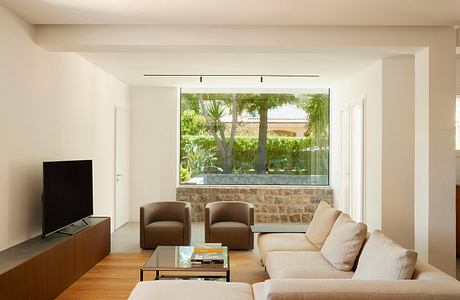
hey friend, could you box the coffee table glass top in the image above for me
[142,246,228,272]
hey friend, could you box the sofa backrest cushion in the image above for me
[305,201,341,248]
[353,230,418,280]
[321,213,367,271]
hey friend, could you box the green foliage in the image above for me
[180,165,191,182]
[180,135,328,176]
[205,100,227,132]
[301,94,329,144]
[180,93,200,113]
[181,110,207,135]
[179,92,330,179]
[182,142,222,178]
[237,93,297,113]
[297,93,329,174]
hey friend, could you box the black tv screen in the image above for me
[42,160,93,236]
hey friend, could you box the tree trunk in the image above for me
[223,154,232,174]
[224,95,238,174]
[256,103,268,174]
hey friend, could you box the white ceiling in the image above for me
[80,49,413,87]
[2,0,460,25]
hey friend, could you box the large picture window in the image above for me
[179,89,330,186]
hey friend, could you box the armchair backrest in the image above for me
[206,201,254,225]
[141,201,190,226]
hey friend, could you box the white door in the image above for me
[350,102,364,222]
[115,107,130,230]
[339,98,365,222]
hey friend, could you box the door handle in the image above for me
[116,174,123,182]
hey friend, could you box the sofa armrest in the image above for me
[258,279,460,300]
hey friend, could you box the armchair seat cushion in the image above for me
[211,221,249,229]
[144,221,184,247]
[210,221,250,249]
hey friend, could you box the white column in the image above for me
[381,57,415,250]
[414,40,457,276]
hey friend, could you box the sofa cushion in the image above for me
[257,233,318,264]
[259,278,460,300]
[265,251,354,279]
[353,230,418,280]
[251,282,265,300]
[128,281,253,300]
[305,201,341,248]
[321,213,367,271]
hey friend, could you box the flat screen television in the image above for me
[42,160,93,237]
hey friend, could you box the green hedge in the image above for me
[181,135,329,175]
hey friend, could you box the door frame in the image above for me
[114,106,130,230]
[339,95,366,222]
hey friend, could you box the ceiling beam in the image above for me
[33,25,450,53]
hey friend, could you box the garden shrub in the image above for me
[180,135,328,175]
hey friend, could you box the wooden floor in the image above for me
[56,250,268,300]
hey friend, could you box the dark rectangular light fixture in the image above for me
[143,74,320,78]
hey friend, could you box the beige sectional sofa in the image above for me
[129,201,460,300]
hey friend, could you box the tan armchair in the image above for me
[140,201,191,249]
[205,201,254,250]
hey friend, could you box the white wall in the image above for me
[331,61,383,231]
[129,87,178,221]
[333,57,416,249]
[381,57,415,249]
[0,6,129,251]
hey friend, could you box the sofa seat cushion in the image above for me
[210,221,250,249]
[251,282,265,300]
[266,251,354,279]
[257,233,318,265]
[353,230,418,280]
[128,281,253,300]
[321,213,367,271]
[305,201,341,248]
[144,221,184,247]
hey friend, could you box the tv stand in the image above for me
[58,218,89,235]
[0,217,110,300]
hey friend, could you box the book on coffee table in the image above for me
[190,252,225,265]
[193,243,223,253]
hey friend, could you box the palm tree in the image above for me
[238,94,297,174]
[194,93,238,174]
[299,93,329,173]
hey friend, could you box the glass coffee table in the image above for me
[140,246,230,282]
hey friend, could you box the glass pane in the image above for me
[179,90,330,186]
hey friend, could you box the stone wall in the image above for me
[176,186,334,223]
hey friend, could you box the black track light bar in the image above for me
[143,74,319,78]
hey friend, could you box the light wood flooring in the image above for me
[56,250,268,300]
[58,222,267,299]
